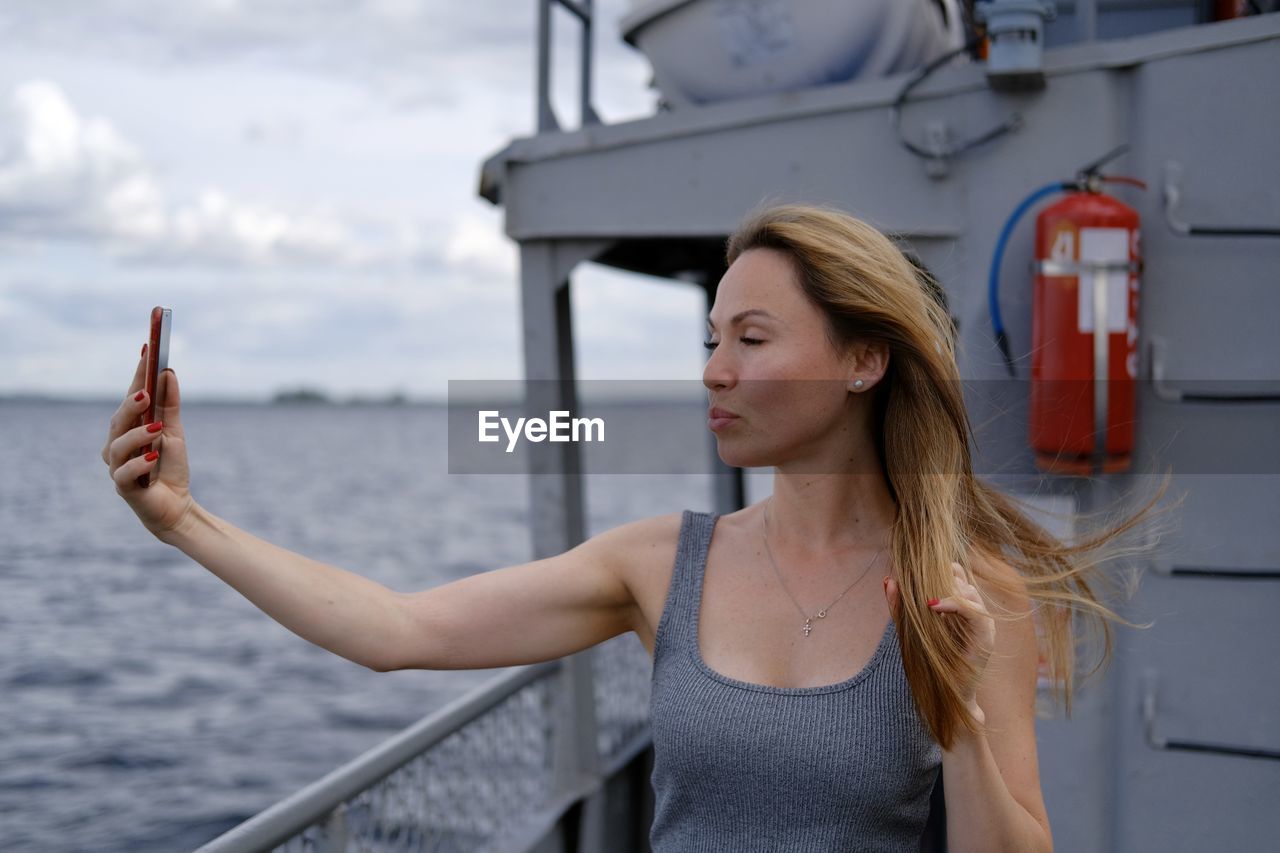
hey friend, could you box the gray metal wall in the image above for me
[482,11,1280,851]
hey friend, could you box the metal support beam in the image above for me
[1077,0,1098,43]
[518,238,613,851]
[537,0,602,134]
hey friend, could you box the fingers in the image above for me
[112,441,161,494]
[889,562,985,615]
[108,418,165,472]
[927,562,981,614]
[927,598,966,613]
[128,342,148,397]
[104,346,153,464]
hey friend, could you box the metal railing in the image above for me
[195,632,655,852]
[537,0,601,132]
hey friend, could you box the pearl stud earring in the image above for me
[853,379,864,390]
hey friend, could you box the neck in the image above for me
[765,472,897,556]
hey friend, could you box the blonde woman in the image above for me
[104,202,1172,852]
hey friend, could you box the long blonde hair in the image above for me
[726,201,1180,750]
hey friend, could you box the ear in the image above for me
[864,340,890,378]
[847,339,890,387]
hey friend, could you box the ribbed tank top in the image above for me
[648,509,943,852]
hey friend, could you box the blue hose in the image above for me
[988,181,1073,377]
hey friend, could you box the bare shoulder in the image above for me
[587,511,686,652]
[605,506,766,653]
[390,510,688,672]
[595,510,686,588]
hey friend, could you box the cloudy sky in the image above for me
[0,0,711,402]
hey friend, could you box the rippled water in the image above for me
[0,400,718,852]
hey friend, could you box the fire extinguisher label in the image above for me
[1077,227,1130,334]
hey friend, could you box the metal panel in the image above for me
[487,12,1280,852]
[1117,473,1280,851]
[501,107,967,241]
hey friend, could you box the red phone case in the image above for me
[136,307,168,488]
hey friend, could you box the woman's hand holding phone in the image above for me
[103,341,196,542]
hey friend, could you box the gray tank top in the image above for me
[648,509,942,852]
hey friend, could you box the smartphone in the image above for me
[136,306,172,488]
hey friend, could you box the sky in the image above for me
[0,0,711,402]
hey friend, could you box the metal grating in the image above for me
[591,633,653,766]
[270,674,558,852]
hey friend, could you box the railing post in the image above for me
[537,0,559,132]
[578,0,602,126]
[520,239,614,851]
[536,0,601,133]
[323,802,348,853]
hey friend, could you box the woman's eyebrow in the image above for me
[706,308,778,330]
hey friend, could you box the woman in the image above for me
[104,202,1173,852]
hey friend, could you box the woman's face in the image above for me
[703,247,885,471]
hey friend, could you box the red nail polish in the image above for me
[134,391,145,401]
[927,598,940,607]
[144,450,159,462]
[146,421,164,433]
[141,343,147,357]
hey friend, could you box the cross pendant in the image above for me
[803,619,812,637]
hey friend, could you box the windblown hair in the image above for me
[725,201,1181,750]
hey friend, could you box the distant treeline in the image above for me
[272,387,408,406]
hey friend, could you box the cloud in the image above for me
[444,210,517,281]
[0,79,441,269]
[0,2,676,398]
[0,79,151,239]
[0,0,656,120]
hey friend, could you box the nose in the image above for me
[702,341,736,394]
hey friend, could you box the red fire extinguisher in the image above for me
[1029,177,1145,474]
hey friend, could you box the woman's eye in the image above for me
[702,337,762,350]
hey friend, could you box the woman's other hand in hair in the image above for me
[884,562,996,711]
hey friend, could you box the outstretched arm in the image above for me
[162,503,408,672]
[110,349,649,676]
[383,514,671,672]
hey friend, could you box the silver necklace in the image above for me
[762,496,885,639]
